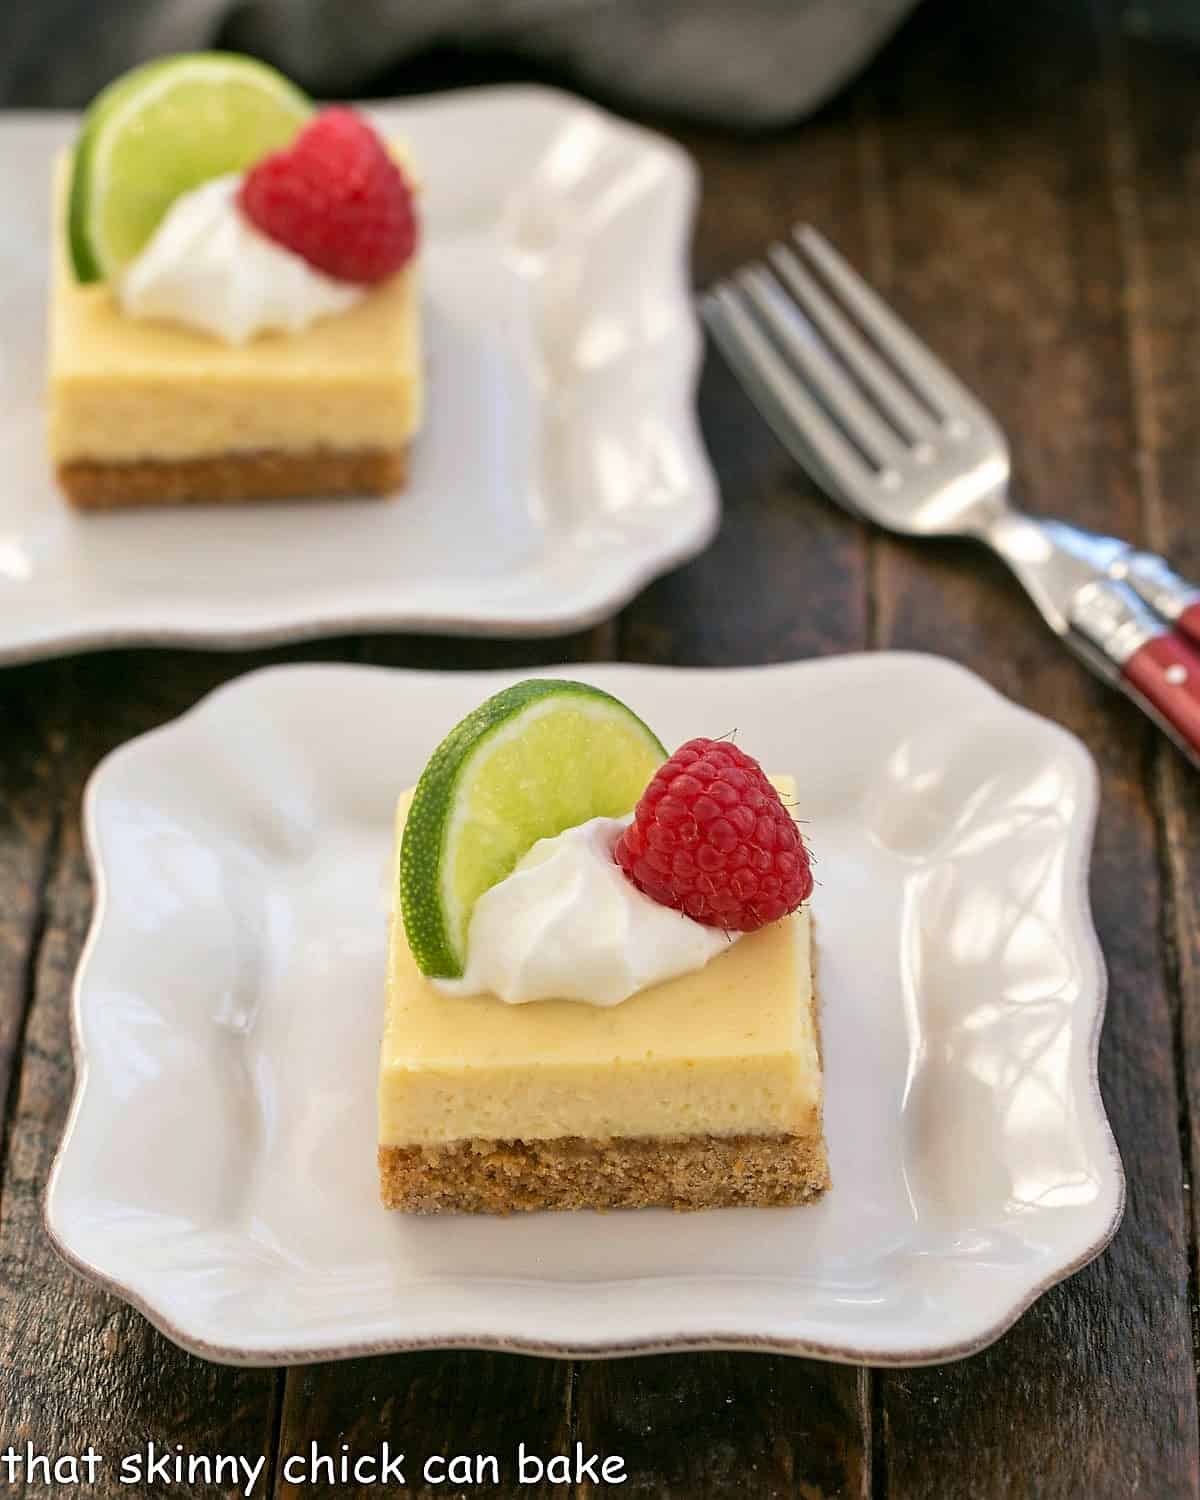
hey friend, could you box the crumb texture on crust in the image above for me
[379,1131,831,1214]
[58,445,409,509]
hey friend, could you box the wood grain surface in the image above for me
[2,1,1198,1495]
[860,6,1198,1495]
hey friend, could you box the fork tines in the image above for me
[701,226,985,496]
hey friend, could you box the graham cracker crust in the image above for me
[379,1127,831,1214]
[58,444,409,509]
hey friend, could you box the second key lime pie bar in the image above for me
[379,679,829,1213]
[49,53,422,508]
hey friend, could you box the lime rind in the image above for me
[399,680,667,979]
[68,52,311,283]
[67,57,177,282]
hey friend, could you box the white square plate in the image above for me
[0,88,716,661]
[46,655,1123,1365]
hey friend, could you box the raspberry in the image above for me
[238,107,418,284]
[614,738,813,932]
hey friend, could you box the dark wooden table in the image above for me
[3,2,1199,1495]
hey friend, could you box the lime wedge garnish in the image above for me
[68,52,312,283]
[400,680,667,978]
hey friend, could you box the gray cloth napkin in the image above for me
[2,0,917,126]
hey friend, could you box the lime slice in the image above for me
[400,680,667,978]
[68,52,312,282]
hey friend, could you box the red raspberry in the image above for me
[614,738,813,932]
[238,107,418,284]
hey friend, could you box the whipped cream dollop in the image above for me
[434,815,740,1007]
[118,174,363,343]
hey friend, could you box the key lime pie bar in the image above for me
[379,680,829,1213]
[49,54,422,508]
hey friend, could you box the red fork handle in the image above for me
[1122,632,1200,762]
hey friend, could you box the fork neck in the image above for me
[980,508,1121,640]
[985,510,1126,573]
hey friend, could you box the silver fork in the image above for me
[702,226,1200,768]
